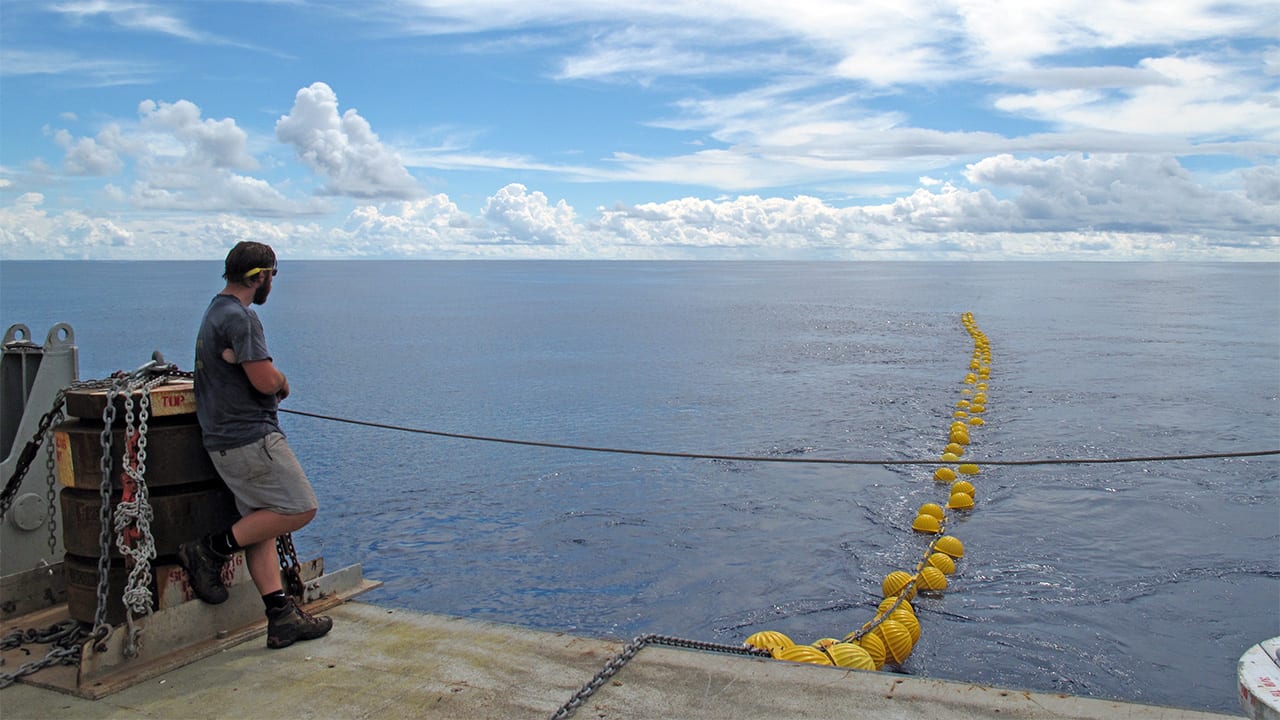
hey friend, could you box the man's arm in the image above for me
[242,359,290,399]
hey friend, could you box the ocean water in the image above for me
[2,260,1277,714]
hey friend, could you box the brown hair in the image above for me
[222,241,276,285]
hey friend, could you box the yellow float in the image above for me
[934,535,965,558]
[881,571,916,600]
[745,631,795,651]
[872,619,915,664]
[889,608,921,642]
[877,596,913,615]
[927,552,956,574]
[918,503,945,520]
[826,642,877,670]
[853,631,886,670]
[773,645,833,665]
[911,514,941,533]
[917,566,948,591]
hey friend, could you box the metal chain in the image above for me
[115,385,142,654]
[1,390,67,519]
[91,376,124,650]
[276,533,305,599]
[550,634,770,719]
[0,360,186,679]
[114,375,165,657]
[0,620,87,689]
[0,376,118,520]
[44,411,62,557]
[88,361,175,651]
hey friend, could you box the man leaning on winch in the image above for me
[178,240,332,649]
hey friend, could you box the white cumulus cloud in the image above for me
[138,98,256,171]
[53,127,125,175]
[45,97,320,216]
[959,153,1277,232]
[0,192,135,258]
[481,183,579,246]
[276,82,423,200]
[1242,163,1280,204]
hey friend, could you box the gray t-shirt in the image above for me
[194,294,282,451]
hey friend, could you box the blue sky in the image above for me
[1,0,1278,260]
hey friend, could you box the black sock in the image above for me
[262,590,290,612]
[208,530,240,557]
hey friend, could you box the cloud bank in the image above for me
[4,143,1276,260]
[4,79,1276,259]
[1,1,1277,260]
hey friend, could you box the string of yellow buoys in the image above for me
[743,312,991,671]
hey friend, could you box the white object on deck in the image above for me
[1240,637,1280,719]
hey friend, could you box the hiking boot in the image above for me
[177,538,229,604]
[267,599,333,649]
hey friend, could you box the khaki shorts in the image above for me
[209,432,318,516]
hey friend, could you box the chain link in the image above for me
[276,533,305,599]
[91,376,123,650]
[549,634,770,719]
[44,412,62,557]
[0,620,87,689]
[115,385,142,654]
[1,390,67,519]
[114,374,166,657]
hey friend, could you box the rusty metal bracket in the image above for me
[8,560,377,699]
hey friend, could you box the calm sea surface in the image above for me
[2,260,1277,714]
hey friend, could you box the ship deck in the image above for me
[3,600,1240,720]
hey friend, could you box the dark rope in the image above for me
[279,408,1278,467]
